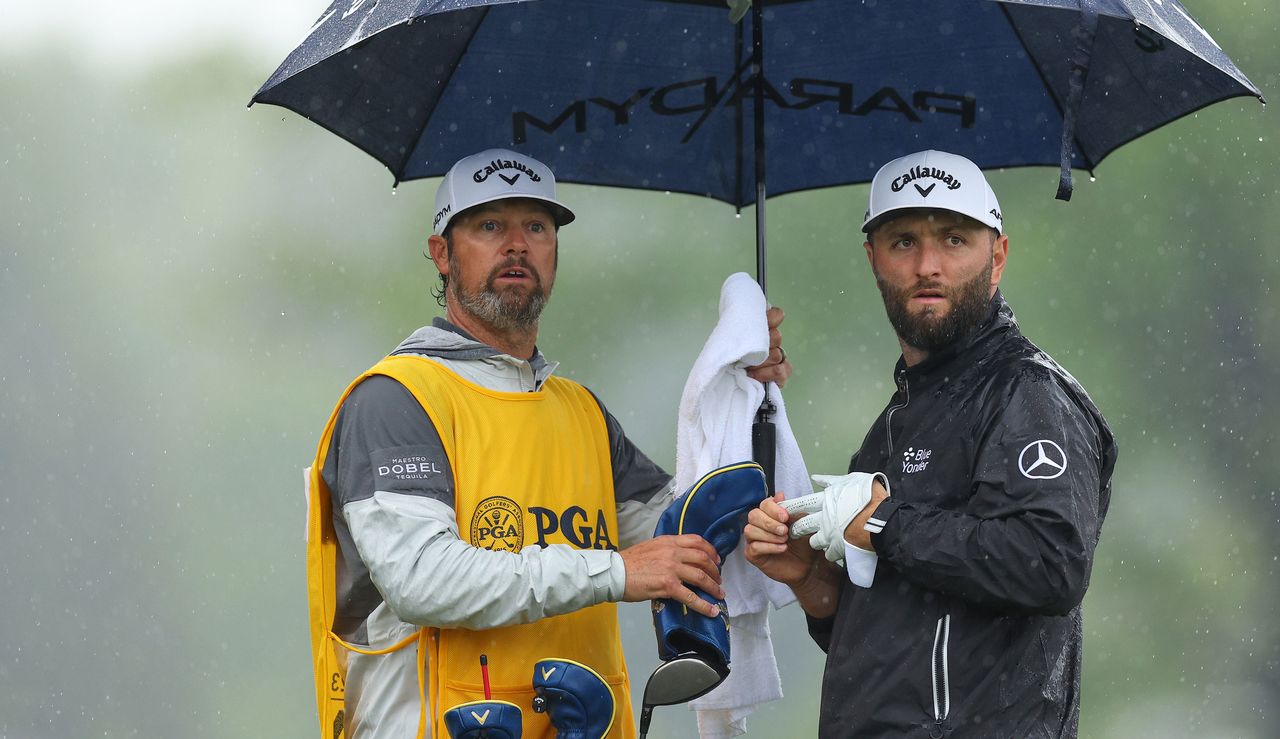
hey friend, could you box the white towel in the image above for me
[676,272,811,738]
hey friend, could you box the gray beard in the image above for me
[877,260,993,355]
[449,259,549,333]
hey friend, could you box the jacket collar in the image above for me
[390,317,557,387]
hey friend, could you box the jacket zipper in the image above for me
[885,371,910,452]
[931,614,951,731]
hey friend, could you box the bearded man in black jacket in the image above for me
[745,150,1117,738]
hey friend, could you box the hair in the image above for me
[429,227,453,308]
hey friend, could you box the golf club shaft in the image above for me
[638,704,654,739]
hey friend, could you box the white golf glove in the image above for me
[780,472,889,587]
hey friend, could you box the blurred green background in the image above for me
[1,2,1277,737]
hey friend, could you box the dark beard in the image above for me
[449,256,549,332]
[877,260,993,355]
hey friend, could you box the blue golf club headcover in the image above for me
[442,700,523,739]
[531,658,616,739]
[651,462,768,667]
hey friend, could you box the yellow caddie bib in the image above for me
[307,355,636,739]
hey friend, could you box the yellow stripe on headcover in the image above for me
[675,462,765,536]
[446,699,524,712]
[674,462,765,616]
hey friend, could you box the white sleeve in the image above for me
[842,539,879,588]
[346,491,627,630]
[615,479,674,549]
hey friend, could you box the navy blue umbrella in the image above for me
[253,0,1261,496]
[253,0,1262,276]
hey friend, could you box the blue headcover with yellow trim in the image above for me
[442,700,523,739]
[532,658,616,739]
[651,462,767,667]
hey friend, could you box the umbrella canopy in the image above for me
[252,0,1263,495]
[253,0,1262,208]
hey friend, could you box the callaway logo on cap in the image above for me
[862,150,1003,235]
[433,148,576,234]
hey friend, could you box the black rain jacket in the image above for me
[809,292,1117,738]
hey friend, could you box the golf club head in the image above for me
[640,653,729,708]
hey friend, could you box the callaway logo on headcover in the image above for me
[890,165,963,196]
[473,157,543,186]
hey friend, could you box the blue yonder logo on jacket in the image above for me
[903,447,932,474]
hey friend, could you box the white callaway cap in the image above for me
[862,150,1003,235]
[433,148,575,234]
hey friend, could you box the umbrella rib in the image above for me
[1077,91,1266,174]
[998,4,1097,173]
[681,54,756,146]
[391,7,494,181]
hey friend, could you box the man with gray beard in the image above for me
[306,149,791,738]
[745,150,1117,738]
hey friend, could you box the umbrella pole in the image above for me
[749,1,777,495]
[751,1,767,296]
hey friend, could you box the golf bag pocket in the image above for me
[430,605,635,739]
